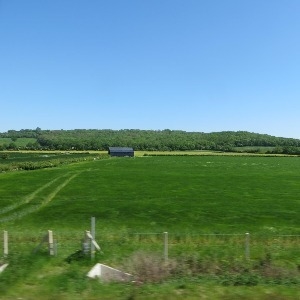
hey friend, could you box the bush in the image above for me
[124,252,177,283]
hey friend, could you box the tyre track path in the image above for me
[0,172,80,222]
[0,176,63,215]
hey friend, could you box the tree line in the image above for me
[1,128,300,154]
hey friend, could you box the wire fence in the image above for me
[2,230,300,266]
[131,232,300,264]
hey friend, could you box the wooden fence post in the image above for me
[83,230,101,259]
[33,230,56,256]
[164,232,168,262]
[4,230,8,257]
[48,230,54,256]
[245,232,250,260]
[82,231,91,255]
[91,217,96,260]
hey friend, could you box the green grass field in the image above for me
[0,155,300,299]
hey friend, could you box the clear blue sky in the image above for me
[1,0,300,138]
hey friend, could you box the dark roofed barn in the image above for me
[108,147,134,157]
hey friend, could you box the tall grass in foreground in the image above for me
[0,230,299,299]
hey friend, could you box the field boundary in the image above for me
[2,230,299,263]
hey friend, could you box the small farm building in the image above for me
[108,147,134,157]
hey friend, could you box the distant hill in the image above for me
[1,129,300,154]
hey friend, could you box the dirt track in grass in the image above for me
[0,172,80,222]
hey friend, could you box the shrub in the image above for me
[124,251,177,283]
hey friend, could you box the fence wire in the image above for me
[2,231,299,265]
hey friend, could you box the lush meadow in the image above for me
[0,154,300,299]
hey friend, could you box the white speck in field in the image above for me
[263,226,277,233]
